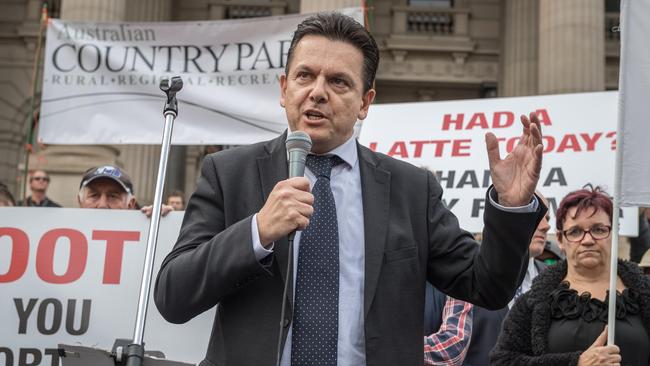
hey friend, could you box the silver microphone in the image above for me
[286,131,312,178]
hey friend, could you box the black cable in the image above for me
[276,235,294,366]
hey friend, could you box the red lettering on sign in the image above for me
[466,113,489,130]
[387,141,408,158]
[431,140,451,157]
[0,228,29,282]
[535,108,552,126]
[580,132,602,151]
[442,113,464,130]
[451,139,471,157]
[493,111,514,128]
[36,229,87,284]
[410,141,429,158]
[93,230,140,284]
[557,134,581,153]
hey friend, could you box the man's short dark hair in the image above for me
[285,12,379,93]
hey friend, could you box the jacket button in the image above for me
[282,318,290,328]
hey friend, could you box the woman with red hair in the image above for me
[491,185,650,366]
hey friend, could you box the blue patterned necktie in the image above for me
[291,154,343,366]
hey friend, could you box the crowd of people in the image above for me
[0,165,185,216]
[426,186,650,366]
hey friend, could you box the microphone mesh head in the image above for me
[286,131,312,152]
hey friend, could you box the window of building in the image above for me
[409,0,453,7]
[226,6,272,19]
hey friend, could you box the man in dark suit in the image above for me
[154,12,546,366]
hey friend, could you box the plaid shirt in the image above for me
[423,296,473,366]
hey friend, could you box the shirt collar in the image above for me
[286,130,358,169]
[323,134,358,169]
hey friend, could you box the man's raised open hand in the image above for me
[485,112,543,207]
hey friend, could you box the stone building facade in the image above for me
[0,0,619,207]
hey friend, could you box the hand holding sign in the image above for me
[486,112,543,207]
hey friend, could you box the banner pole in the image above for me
[607,0,628,347]
[21,3,48,202]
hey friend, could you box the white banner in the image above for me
[617,0,650,206]
[39,8,363,145]
[358,91,638,235]
[0,208,211,365]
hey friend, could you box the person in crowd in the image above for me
[536,239,565,266]
[491,185,650,365]
[457,192,553,366]
[629,208,650,263]
[78,165,172,216]
[0,182,15,206]
[78,165,137,209]
[424,285,473,365]
[18,169,61,207]
[154,12,546,365]
[165,190,185,211]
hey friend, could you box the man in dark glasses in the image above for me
[18,169,61,207]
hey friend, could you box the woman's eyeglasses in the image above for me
[561,225,611,243]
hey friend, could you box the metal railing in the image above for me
[209,1,287,20]
[392,6,469,37]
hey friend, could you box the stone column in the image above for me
[300,0,362,14]
[498,0,539,97]
[60,0,127,21]
[126,0,172,21]
[0,0,42,199]
[538,0,605,94]
[28,0,128,207]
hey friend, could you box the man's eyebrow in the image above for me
[329,72,355,83]
[293,64,313,73]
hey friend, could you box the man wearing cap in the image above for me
[78,165,137,209]
[78,165,173,218]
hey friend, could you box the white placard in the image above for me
[0,208,211,365]
[359,91,638,235]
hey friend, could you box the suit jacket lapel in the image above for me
[358,144,391,317]
[256,132,292,300]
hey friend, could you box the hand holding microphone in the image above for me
[256,131,313,247]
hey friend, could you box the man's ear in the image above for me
[127,196,137,210]
[357,88,376,120]
[280,74,287,108]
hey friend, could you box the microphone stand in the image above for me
[276,233,295,366]
[123,76,184,366]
